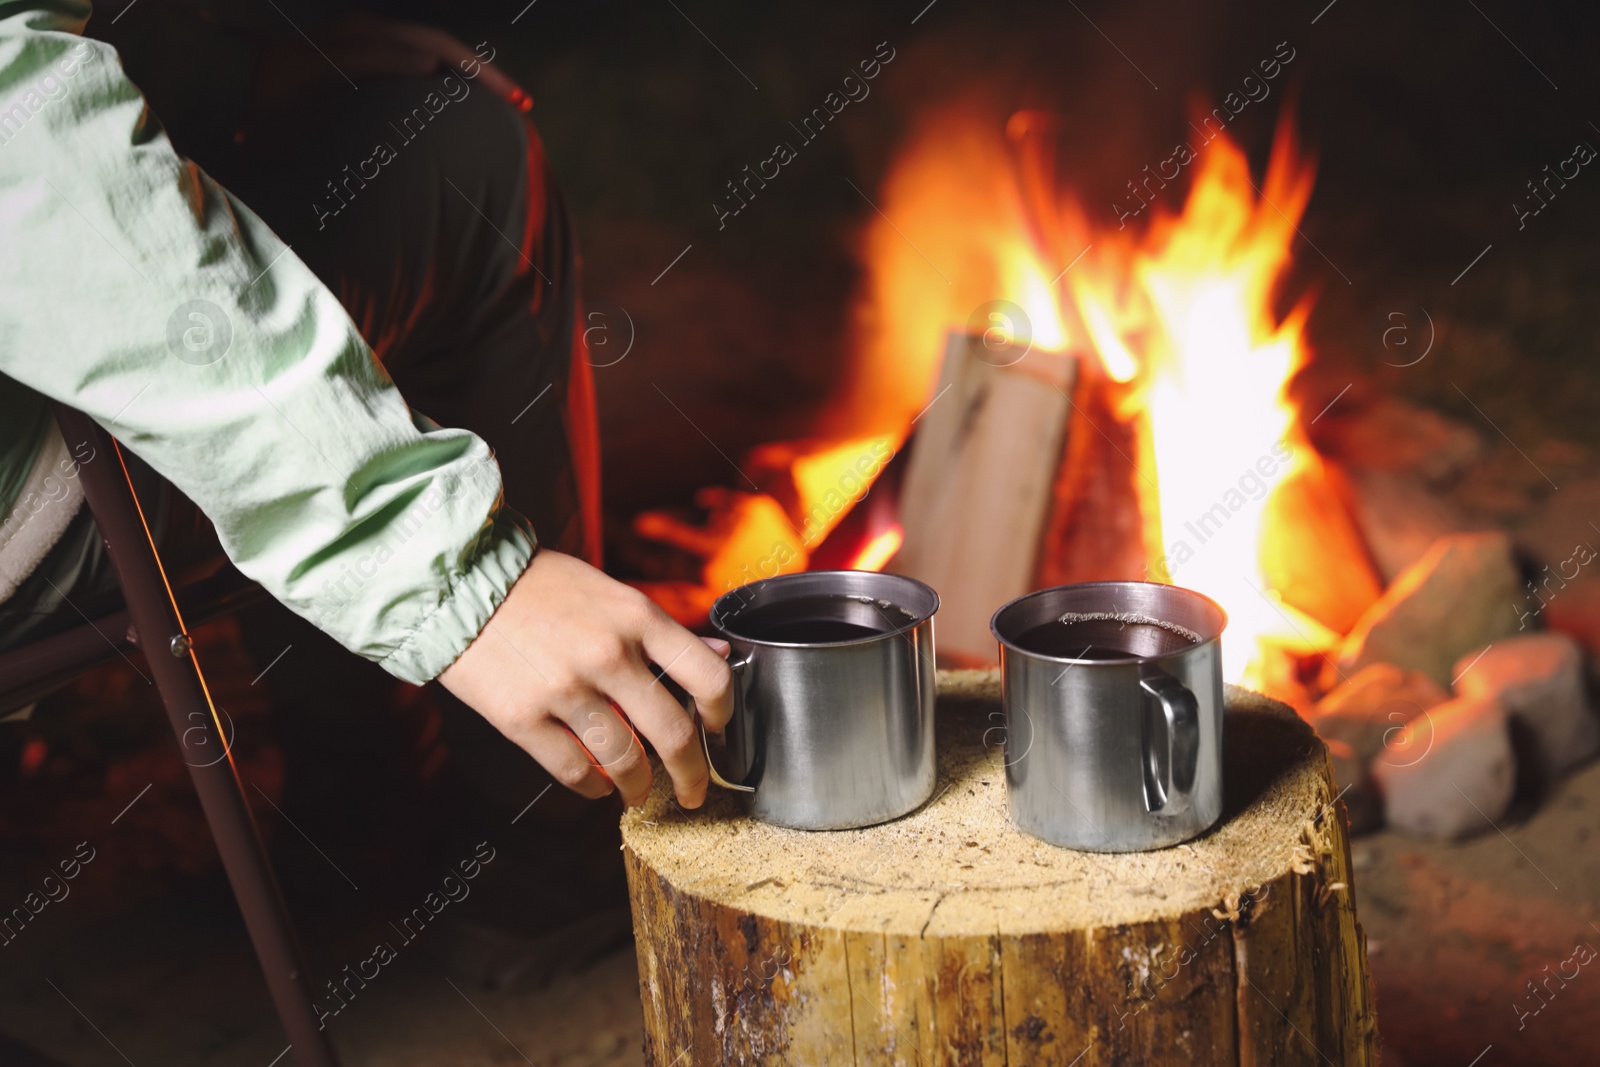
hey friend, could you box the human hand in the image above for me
[249,12,529,117]
[437,549,734,808]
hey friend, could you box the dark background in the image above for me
[411,0,1600,518]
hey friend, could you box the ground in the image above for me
[0,753,1595,1065]
[1357,758,1600,1067]
[0,891,644,1066]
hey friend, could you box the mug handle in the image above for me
[1139,670,1200,815]
[698,652,756,793]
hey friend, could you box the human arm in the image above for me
[0,1,728,804]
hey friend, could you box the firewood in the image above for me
[623,671,1377,1066]
[895,333,1077,664]
[1033,372,1148,589]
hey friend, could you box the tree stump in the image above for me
[622,670,1376,1066]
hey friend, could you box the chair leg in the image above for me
[55,408,340,1067]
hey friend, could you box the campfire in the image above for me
[637,106,1380,705]
[864,105,1387,696]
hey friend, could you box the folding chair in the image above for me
[0,406,340,1067]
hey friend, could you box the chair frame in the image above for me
[0,407,340,1067]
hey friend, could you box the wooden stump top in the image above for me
[622,669,1333,939]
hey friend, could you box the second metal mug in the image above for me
[704,570,939,830]
[990,581,1227,852]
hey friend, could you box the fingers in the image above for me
[438,552,737,811]
[516,719,615,800]
[607,670,711,809]
[638,613,736,732]
[559,697,653,806]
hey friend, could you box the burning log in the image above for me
[623,672,1376,1066]
[1033,367,1148,589]
[894,332,1077,664]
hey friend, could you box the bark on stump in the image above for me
[622,670,1376,1066]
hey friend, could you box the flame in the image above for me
[631,434,898,623]
[631,488,807,625]
[636,104,1351,682]
[1006,257,1069,353]
[860,106,1338,688]
[851,113,1065,432]
[1077,295,1139,383]
[848,525,905,572]
[788,435,896,546]
[1121,124,1317,687]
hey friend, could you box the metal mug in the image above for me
[990,581,1227,852]
[702,570,939,830]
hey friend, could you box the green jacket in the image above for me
[0,1,534,684]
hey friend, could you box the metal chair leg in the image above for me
[54,407,340,1067]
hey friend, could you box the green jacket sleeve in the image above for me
[0,2,535,684]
